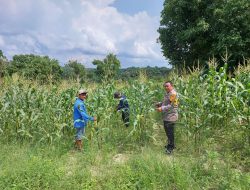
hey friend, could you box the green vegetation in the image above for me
[158,0,250,69]
[62,60,86,83]
[0,58,249,189]
[1,1,249,188]
[119,66,171,81]
[0,50,170,83]
[92,53,121,81]
[7,54,62,83]
[0,50,8,79]
[1,144,249,190]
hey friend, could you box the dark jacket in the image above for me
[117,95,129,112]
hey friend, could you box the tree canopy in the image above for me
[158,0,250,69]
[62,60,86,82]
[8,54,62,83]
[119,66,171,80]
[92,53,121,81]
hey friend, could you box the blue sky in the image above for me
[0,0,168,68]
[113,0,164,17]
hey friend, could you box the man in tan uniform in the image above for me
[156,81,179,154]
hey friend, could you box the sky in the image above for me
[0,0,168,68]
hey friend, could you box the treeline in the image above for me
[119,67,171,80]
[0,50,171,84]
[86,67,171,81]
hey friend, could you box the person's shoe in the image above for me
[165,144,170,149]
[165,144,175,150]
[76,140,82,151]
[165,148,173,155]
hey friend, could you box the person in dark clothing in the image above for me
[114,92,130,127]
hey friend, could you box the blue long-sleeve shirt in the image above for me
[73,98,94,128]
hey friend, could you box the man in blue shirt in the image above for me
[73,89,96,151]
[114,92,130,127]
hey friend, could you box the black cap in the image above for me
[114,92,121,98]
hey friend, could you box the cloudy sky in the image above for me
[0,0,168,68]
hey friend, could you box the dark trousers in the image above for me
[122,111,130,127]
[164,121,175,150]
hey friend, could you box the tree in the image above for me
[158,0,250,70]
[119,66,171,80]
[92,53,121,81]
[8,54,62,83]
[0,50,8,78]
[62,60,86,82]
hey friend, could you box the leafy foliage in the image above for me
[0,62,249,189]
[0,62,249,152]
[158,0,250,69]
[62,60,86,82]
[0,50,8,78]
[92,53,120,81]
[7,54,62,83]
[119,66,171,80]
[0,50,173,82]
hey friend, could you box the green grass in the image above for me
[0,139,249,190]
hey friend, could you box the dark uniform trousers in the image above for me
[164,121,175,150]
[122,109,130,127]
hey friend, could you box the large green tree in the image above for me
[158,0,250,69]
[92,53,121,81]
[8,54,62,83]
[62,60,86,82]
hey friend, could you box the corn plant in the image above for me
[0,63,249,153]
[177,58,250,152]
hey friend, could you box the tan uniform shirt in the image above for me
[162,89,178,122]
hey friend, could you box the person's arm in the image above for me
[78,104,94,121]
[161,104,172,112]
[161,93,177,112]
[117,99,123,111]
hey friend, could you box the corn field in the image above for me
[0,63,249,154]
[0,75,161,146]
[177,62,250,154]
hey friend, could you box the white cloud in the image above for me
[72,1,160,59]
[81,0,116,7]
[0,36,4,46]
[0,0,168,67]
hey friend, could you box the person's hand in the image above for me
[155,102,162,108]
[156,107,162,112]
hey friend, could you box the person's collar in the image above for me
[169,89,174,93]
[166,89,174,94]
[78,97,84,101]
